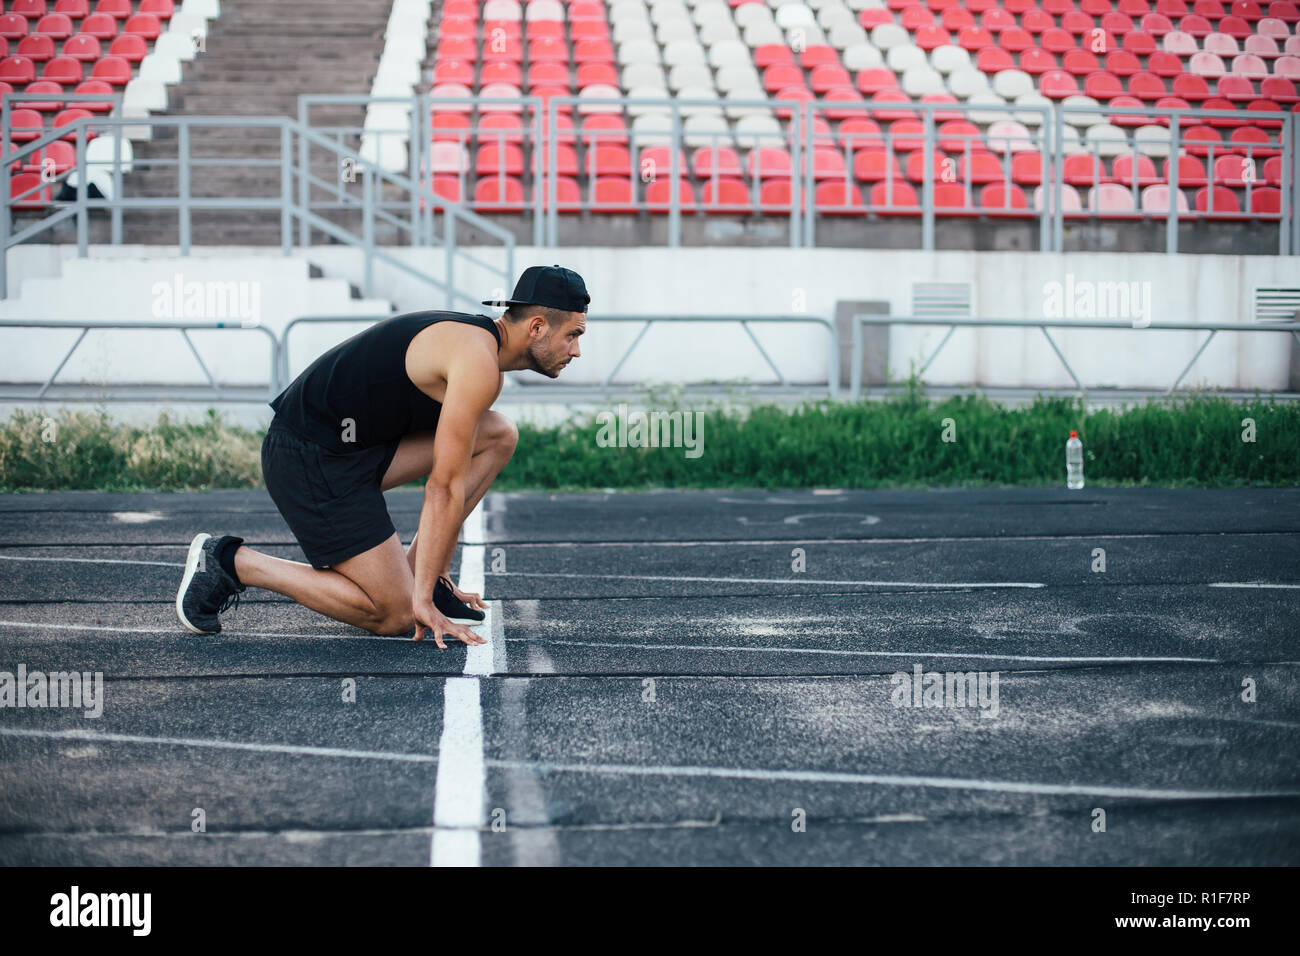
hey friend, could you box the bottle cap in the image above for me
[1069,430,1078,438]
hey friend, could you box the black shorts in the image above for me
[261,423,403,569]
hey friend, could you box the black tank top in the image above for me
[269,311,501,453]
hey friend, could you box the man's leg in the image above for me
[381,409,518,576]
[233,533,415,636]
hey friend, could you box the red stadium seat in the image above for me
[474,176,525,212]
[62,34,101,61]
[645,178,696,213]
[1194,185,1241,211]
[590,177,639,213]
[853,148,902,181]
[40,55,82,84]
[89,55,129,85]
[1112,153,1162,184]
[10,172,52,209]
[0,56,37,84]
[814,181,866,213]
[700,178,750,212]
[1229,125,1279,156]
[1085,71,1125,99]
[1106,50,1143,75]
[1249,186,1281,213]
[8,108,44,141]
[932,119,976,153]
[1012,151,1044,184]
[122,13,161,39]
[16,79,63,111]
[869,180,920,210]
[18,35,56,63]
[107,33,147,63]
[1165,153,1209,185]
[95,0,133,18]
[1018,48,1057,73]
[1064,153,1112,185]
[1040,70,1080,98]
[34,14,74,40]
[980,183,1030,212]
[958,150,1005,183]
[80,13,117,40]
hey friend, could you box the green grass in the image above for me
[2,385,1297,492]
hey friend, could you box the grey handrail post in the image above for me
[1167,117,1181,255]
[922,106,935,251]
[297,100,310,247]
[280,121,292,256]
[547,97,558,247]
[800,100,811,247]
[178,122,191,255]
[1053,106,1065,252]
[1,96,8,300]
[111,122,123,245]
[532,99,544,247]
[826,315,840,397]
[1037,106,1050,251]
[786,103,799,247]
[362,165,374,297]
[75,125,88,256]
[850,313,863,400]
[668,102,681,248]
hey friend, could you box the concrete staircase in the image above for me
[73,0,399,246]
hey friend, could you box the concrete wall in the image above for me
[3,244,1296,393]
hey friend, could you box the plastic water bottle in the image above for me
[1066,430,1084,490]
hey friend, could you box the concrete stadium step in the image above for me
[125,0,395,245]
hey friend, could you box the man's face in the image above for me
[527,311,585,378]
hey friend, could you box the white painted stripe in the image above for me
[0,554,183,568]
[0,619,417,643]
[483,757,1300,802]
[1210,582,1300,589]
[431,676,486,867]
[503,638,1224,665]
[429,499,500,868]
[6,727,1294,803]
[490,571,1045,589]
[0,726,437,763]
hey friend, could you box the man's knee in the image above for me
[484,411,518,459]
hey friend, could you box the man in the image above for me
[175,265,589,648]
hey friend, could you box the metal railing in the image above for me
[849,314,1300,399]
[280,312,840,397]
[0,319,282,402]
[4,312,1297,404]
[2,101,515,306]
[282,93,1298,253]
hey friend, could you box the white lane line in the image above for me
[429,498,503,867]
[483,757,1300,802]
[0,620,418,643]
[1210,582,1300,589]
[0,554,183,568]
[503,639,1225,665]
[458,532,1300,548]
[431,677,485,867]
[490,571,1045,588]
[0,726,437,763]
[7,727,1295,803]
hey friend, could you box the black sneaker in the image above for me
[434,574,485,624]
[176,533,246,634]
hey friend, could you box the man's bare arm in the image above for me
[409,343,499,646]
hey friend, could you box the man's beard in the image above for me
[527,339,565,378]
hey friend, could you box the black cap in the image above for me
[483,264,590,313]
